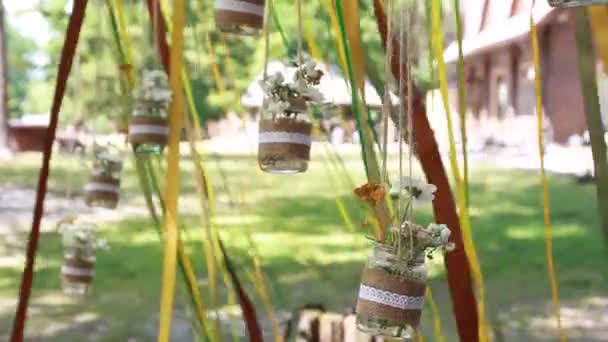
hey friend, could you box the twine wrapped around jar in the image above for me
[84,175,120,209]
[61,257,95,285]
[215,0,265,35]
[355,243,427,338]
[548,0,606,7]
[128,114,168,148]
[355,267,426,328]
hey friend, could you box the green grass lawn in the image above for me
[0,149,606,341]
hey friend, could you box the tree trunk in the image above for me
[0,0,8,150]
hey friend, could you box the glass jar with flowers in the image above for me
[548,0,608,6]
[214,0,265,35]
[59,221,107,295]
[128,69,171,155]
[84,145,123,209]
[258,59,324,173]
[354,178,455,339]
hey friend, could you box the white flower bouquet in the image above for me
[354,177,455,338]
[260,59,324,117]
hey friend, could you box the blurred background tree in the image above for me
[6,0,451,133]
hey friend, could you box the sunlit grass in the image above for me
[0,151,606,340]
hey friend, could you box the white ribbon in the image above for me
[215,0,264,16]
[358,284,425,310]
[62,265,95,277]
[259,132,312,146]
[85,182,120,194]
[129,124,169,136]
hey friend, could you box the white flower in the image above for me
[265,99,290,115]
[426,223,454,250]
[301,86,324,103]
[96,239,109,250]
[392,177,437,205]
[135,69,172,105]
[303,60,317,74]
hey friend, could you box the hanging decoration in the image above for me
[354,179,455,339]
[548,0,608,6]
[84,145,123,209]
[258,0,324,174]
[59,221,106,295]
[258,59,324,173]
[214,0,265,35]
[128,69,171,154]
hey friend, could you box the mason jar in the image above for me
[61,223,97,295]
[85,153,122,209]
[128,98,169,155]
[548,0,608,6]
[356,243,427,339]
[215,0,265,36]
[258,98,313,173]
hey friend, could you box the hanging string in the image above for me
[296,0,304,65]
[262,0,272,81]
[152,0,160,66]
[396,1,406,249]
[406,1,415,233]
[380,0,393,185]
[91,0,105,149]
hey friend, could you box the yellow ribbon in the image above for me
[158,0,186,340]
[340,1,366,96]
[589,6,608,73]
[530,10,566,342]
[323,0,348,72]
[431,0,490,340]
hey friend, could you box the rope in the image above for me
[406,1,415,249]
[262,0,272,81]
[10,2,88,341]
[530,3,565,340]
[430,0,490,340]
[380,0,393,185]
[397,2,404,244]
[157,0,186,339]
[296,0,303,65]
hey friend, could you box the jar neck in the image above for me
[372,243,426,266]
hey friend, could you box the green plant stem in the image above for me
[575,9,608,252]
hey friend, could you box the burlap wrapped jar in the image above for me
[61,223,97,295]
[84,175,120,209]
[215,0,265,35]
[128,113,168,154]
[258,98,312,174]
[84,155,122,209]
[548,0,606,7]
[356,244,427,339]
[61,257,95,295]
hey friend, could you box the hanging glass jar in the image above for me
[258,61,324,174]
[128,69,171,154]
[60,222,97,295]
[84,146,123,209]
[214,0,265,36]
[258,97,313,173]
[355,243,427,339]
[548,0,608,6]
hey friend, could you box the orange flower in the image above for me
[354,183,386,205]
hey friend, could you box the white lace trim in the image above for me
[215,0,264,16]
[358,285,424,310]
[129,124,169,136]
[85,182,120,194]
[62,265,95,277]
[259,132,311,146]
